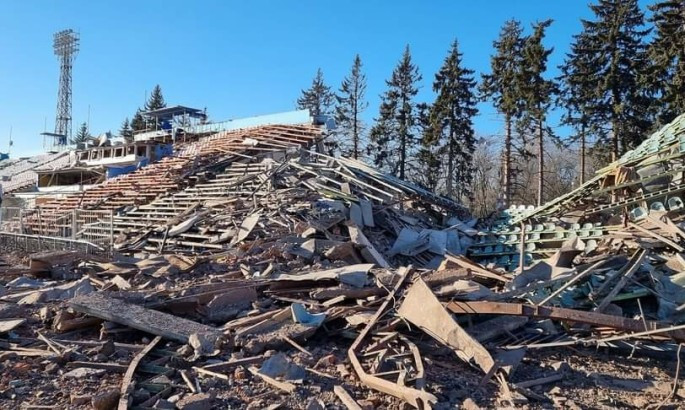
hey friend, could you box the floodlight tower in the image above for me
[53,29,79,144]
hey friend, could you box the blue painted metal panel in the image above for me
[106,164,137,179]
[154,144,173,159]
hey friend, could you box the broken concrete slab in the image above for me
[69,293,223,344]
[397,278,495,374]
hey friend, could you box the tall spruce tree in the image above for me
[368,45,423,180]
[581,0,651,161]
[145,85,167,130]
[119,118,133,143]
[297,68,336,154]
[559,32,597,184]
[145,85,166,111]
[519,20,557,206]
[71,122,91,146]
[415,103,443,192]
[480,20,525,206]
[426,40,479,200]
[647,0,685,126]
[335,55,368,159]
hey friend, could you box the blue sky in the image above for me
[0,1,651,157]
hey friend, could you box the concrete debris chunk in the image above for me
[258,352,306,383]
[176,393,214,410]
[397,278,495,374]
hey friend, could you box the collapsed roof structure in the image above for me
[1,110,685,409]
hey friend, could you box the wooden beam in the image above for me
[69,293,223,344]
[333,385,363,410]
[629,222,684,252]
[594,249,646,313]
[446,300,685,342]
[118,335,161,410]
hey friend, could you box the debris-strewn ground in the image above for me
[3,114,685,409]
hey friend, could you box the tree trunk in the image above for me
[399,127,406,180]
[537,116,544,207]
[611,119,619,162]
[447,130,455,199]
[580,122,586,185]
[353,102,358,159]
[611,89,619,161]
[504,113,512,207]
[399,98,408,180]
[352,83,359,160]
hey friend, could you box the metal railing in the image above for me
[0,231,105,255]
[0,207,113,255]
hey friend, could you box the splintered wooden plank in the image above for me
[118,336,162,410]
[333,385,363,410]
[594,249,646,313]
[69,293,222,344]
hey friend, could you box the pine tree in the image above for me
[335,55,368,159]
[145,85,166,111]
[647,0,685,126]
[131,109,146,132]
[297,68,335,117]
[581,0,651,161]
[297,69,336,154]
[144,85,166,130]
[519,20,557,206]
[368,45,423,180]
[426,40,479,200]
[480,20,526,206]
[71,122,91,146]
[120,118,133,143]
[559,32,597,185]
[415,103,443,192]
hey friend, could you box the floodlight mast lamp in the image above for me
[53,29,79,144]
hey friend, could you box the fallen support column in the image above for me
[446,300,685,342]
[69,293,224,344]
[397,278,495,374]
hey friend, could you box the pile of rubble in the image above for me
[112,149,468,264]
[2,199,685,408]
[4,114,685,409]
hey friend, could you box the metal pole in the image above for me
[72,209,77,239]
[37,209,43,249]
[109,210,114,256]
[519,222,526,272]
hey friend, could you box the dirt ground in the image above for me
[1,325,682,409]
